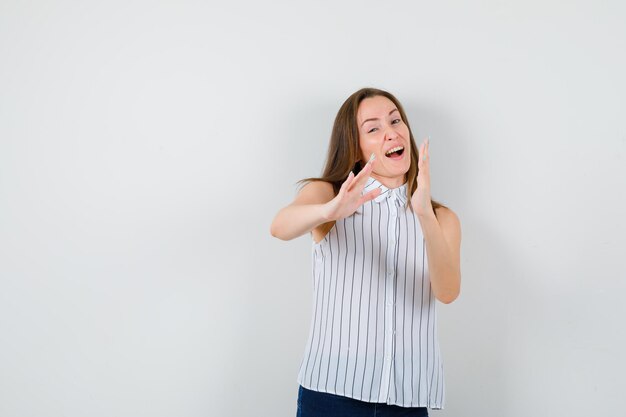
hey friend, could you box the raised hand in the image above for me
[411,137,435,217]
[322,157,381,221]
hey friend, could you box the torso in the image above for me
[297,177,445,409]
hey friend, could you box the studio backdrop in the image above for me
[1,1,625,416]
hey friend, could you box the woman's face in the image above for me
[357,95,411,187]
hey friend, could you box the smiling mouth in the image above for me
[385,146,405,159]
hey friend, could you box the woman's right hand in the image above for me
[321,159,381,221]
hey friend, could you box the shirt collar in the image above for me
[362,177,408,205]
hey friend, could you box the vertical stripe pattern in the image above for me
[297,178,445,409]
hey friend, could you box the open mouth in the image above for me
[385,146,405,159]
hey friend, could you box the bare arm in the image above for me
[269,181,335,241]
[410,137,461,304]
[418,207,462,304]
[270,159,381,241]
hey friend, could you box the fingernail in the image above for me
[369,152,376,163]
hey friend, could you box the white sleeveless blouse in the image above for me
[297,177,444,409]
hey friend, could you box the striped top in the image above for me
[297,177,444,409]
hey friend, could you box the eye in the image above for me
[367,127,378,133]
[391,118,402,125]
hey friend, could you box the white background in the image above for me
[1,1,625,416]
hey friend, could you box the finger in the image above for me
[340,171,355,194]
[359,188,381,205]
[348,160,374,191]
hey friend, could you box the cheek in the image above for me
[357,139,368,160]
[359,137,377,157]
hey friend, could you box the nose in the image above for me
[384,126,398,141]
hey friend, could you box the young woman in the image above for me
[271,88,461,417]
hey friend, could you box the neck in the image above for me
[371,173,406,189]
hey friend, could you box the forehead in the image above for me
[357,96,397,123]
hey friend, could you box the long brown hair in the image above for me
[300,87,445,214]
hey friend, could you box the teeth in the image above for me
[385,146,404,156]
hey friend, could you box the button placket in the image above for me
[381,193,402,402]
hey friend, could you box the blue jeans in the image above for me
[296,386,429,417]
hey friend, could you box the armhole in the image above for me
[312,221,336,244]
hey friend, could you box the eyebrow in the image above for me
[360,108,399,127]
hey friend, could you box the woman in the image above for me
[271,88,461,416]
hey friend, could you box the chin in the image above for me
[396,166,411,177]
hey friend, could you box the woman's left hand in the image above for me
[410,137,435,217]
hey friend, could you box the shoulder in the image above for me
[294,180,335,205]
[435,206,462,239]
[435,206,460,224]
